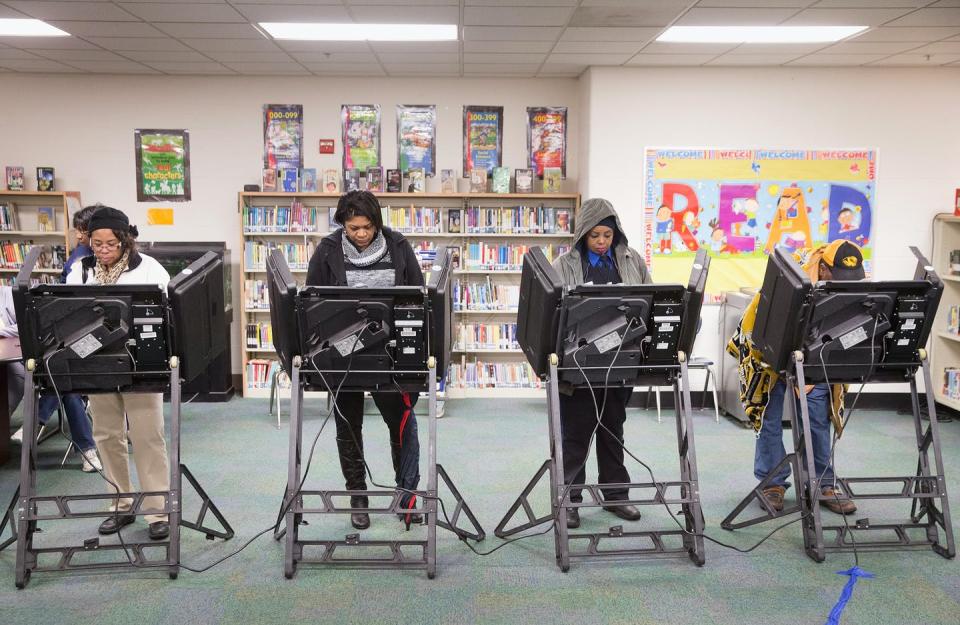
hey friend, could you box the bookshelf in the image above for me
[238,191,579,398]
[931,213,960,412]
[0,191,70,285]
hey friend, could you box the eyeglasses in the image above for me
[91,240,121,251]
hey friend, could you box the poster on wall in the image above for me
[463,105,503,177]
[341,104,381,173]
[262,104,303,170]
[397,104,436,177]
[643,147,876,298]
[526,106,567,178]
[134,129,191,202]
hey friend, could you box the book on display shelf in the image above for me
[322,168,339,193]
[463,205,572,234]
[491,167,510,194]
[36,167,55,192]
[5,166,24,191]
[441,169,456,194]
[0,203,19,231]
[244,279,269,309]
[37,206,56,231]
[344,168,361,192]
[299,168,317,193]
[515,168,533,194]
[448,208,462,234]
[469,169,487,193]
[382,204,442,233]
[366,167,384,193]
[456,322,519,351]
[328,206,340,230]
[280,168,298,193]
[407,168,425,193]
[448,361,540,390]
[386,169,402,192]
[262,168,277,193]
[543,167,562,193]
[454,278,519,311]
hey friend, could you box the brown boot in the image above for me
[761,486,785,512]
[821,487,857,515]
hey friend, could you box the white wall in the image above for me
[0,74,579,373]
[581,66,960,392]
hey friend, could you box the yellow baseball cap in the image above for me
[821,239,865,280]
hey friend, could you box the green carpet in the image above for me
[1,397,958,625]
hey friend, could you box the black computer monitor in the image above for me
[516,247,563,377]
[678,248,711,356]
[753,245,943,383]
[167,251,226,383]
[266,248,298,374]
[297,285,428,391]
[426,246,454,376]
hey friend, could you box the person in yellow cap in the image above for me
[727,239,865,515]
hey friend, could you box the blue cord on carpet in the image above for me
[824,566,874,625]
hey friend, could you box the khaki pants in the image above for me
[88,393,169,524]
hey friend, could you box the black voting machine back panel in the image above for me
[722,245,954,562]
[2,248,234,588]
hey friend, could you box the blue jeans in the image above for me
[38,393,96,452]
[754,381,835,490]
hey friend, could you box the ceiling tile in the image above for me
[233,0,341,4]
[3,1,138,21]
[547,52,632,64]
[812,1,927,6]
[640,42,739,54]
[464,40,555,53]
[888,9,960,26]
[931,1,960,6]
[347,0,455,5]
[786,53,890,64]
[370,41,459,53]
[382,62,460,73]
[0,35,97,49]
[464,6,575,27]
[62,60,160,73]
[823,41,924,53]
[847,26,960,41]
[205,51,296,63]
[220,61,309,74]
[273,40,371,52]
[0,5,31,18]
[121,50,215,62]
[908,40,960,53]
[625,54,716,65]
[0,48,42,60]
[466,0,576,5]
[552,40,643,53]
[87,37,191,51]
[560,27,660,41]
[349,5,460,23]
[783,8,915,26]
[306,63,386,75]
[676,8,799,25]
[288,51,380,63]
[32,48,129,61]
[463,52,547,64]
[47,21,166,38]
[367,51,459,63]
[232,4,351,22]
[732,42,831,53]
[463,26,562,41]
[182,38,286,52]
[868,52,960,64]
[698,0,809,6]
[143,61,232,73]
[538,63,586,73]
[119,2,246,22]
[153,23,264,38]
[568,4,686,27]
[707,53,803,65]
[463,63,541,74]
[0,58,84,71]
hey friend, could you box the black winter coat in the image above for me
[306,227,424,287]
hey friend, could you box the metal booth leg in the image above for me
[426,358,439,579]
[792,353,825,563]
[14,361,39,589]
[918,355,956,558]
[545,355,570,572]
[676,353,706,566]
[283,357,304,579]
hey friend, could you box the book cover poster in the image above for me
[5,166,24,191]
[526,106,566,178]
[135,129,191,202]
[386,169,402,192]
[36,167,55,192]
[441,169,456,194]
[38,206,55,231]
[344,168,361,192]
[322,169,339,193]
[515,169,533,193]
[492,167,510,193]
[543,167,561,193]
[407,168,425,193]
[470,169,487,193]
[463,105,503,177]
[367,167,383,193]
[341,104,381,173]
[262,168,277,192]
[300,168,317,192]
[397,104,436,176]
[280,168,298,193]
[263,104,303,170]
[643,147,877,298]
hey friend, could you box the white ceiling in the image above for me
[1,1,960,76]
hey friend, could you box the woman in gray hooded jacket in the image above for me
[551,197,651,529]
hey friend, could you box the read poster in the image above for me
[397,104,436,177]
[135,129,191,202]
[527,106,567,178]
[643,148,877,298]
[262,104,303,170]
[341,104,381,173]
[463,105,503,176]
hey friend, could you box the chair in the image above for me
[645,356,719,423]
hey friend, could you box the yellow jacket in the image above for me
[725,246,847,434]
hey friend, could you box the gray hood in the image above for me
[574,197,628,248]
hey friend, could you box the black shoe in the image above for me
[350,496,370,530]
[566,507,581,529]
[98,514,135,535]
[398,511,423,528]
[603,503,642,521]
[148,521,169,540]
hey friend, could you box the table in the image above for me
[0,337,23,465]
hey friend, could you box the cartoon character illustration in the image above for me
[838,206,858,233]
[708,219,726,253]
[765,187,812,254]
[819,207,830,239]
[655,204,674,254]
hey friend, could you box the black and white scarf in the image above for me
[342,230,395,287]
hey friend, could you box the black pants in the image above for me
[559,387,632,503]
[333,391,420,508]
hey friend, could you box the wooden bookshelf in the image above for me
[0,191,71,283]
[238,191,579,398]
[931,214,960,412]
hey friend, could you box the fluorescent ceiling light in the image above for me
[0,18,69,37]
[260,22,457,42]
[658,25,867,44]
